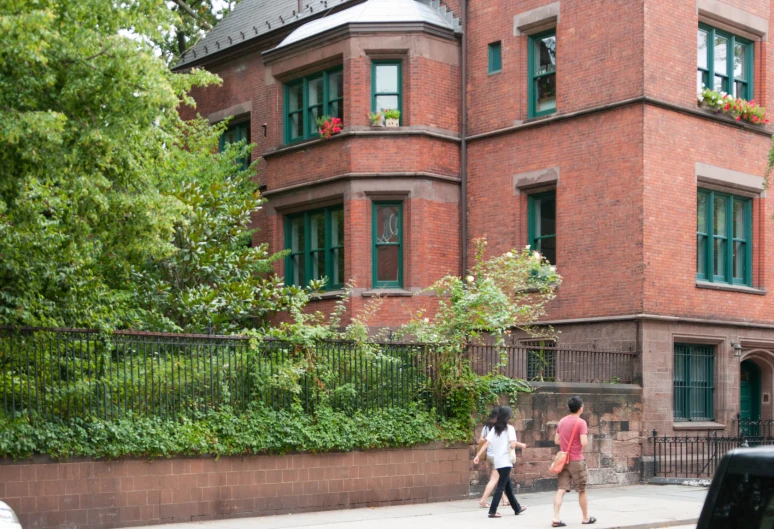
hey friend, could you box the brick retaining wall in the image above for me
[471,383,644,493]
[0,443,469,529]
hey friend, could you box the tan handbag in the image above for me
[509,447,517,464]
[549,420,581,474]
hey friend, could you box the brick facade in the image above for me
[181,0,774,465]
[1,445,469,529]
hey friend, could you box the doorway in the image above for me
[740,359,762,436]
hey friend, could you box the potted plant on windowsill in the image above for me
[384,109,401,128]
[368,111,385,127]
[697,86,769,125]
[316,116,343,139]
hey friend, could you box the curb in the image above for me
[648,477,712,487]
[598,519,697,529]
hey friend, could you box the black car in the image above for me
[697,447,774,529]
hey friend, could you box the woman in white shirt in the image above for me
[473,405,527,518]
[479,407,510,508]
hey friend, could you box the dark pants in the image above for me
[489,467,521,515]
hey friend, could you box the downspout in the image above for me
[460,0,468,277]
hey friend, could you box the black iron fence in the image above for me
[735,416,774,441]
[468,342,636,384]
[650,427,774,478]
[0,327,443,421]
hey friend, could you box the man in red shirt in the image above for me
[551,396,596,527]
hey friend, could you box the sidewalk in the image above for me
[121,485,706,529]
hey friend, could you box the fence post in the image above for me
[651,429,658,478]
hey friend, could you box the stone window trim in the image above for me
[513,2,560,37]
[697,0,768,42]
[672,421,726,430]
[696,281,766,295]
[695,163,766,198]
[514,166,559,194]
[207,101,252,125]
[274,194,345,216]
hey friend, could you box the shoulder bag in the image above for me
[549,420,581,474]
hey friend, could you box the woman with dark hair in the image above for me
[473,405,527,518]
[478,407,509,508]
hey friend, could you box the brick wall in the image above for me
[0,444,469,529]
[470,384,643,494]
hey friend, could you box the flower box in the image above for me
[385,118,399,128]
[697,87,768,125]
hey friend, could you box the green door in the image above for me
[740,360,761,437]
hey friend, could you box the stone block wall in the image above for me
[0,443,469,529]
[470,383,644,493]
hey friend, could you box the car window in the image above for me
[708,473,774,529]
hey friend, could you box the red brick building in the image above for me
[177,0,774,442]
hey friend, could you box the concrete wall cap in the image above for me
[514,2,560,36]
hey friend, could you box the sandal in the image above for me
[479,501,490,508]
[515,506,527,515]
[582,518,597,525]
[552,523,567,528]
[488,513,501,518]
[503,501,510,507]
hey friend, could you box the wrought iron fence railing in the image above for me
[650,428,774,479]
[468,343,636,384]
[0,327,444,421]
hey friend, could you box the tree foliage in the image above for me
[0,1,294,332]
[159,0,241,64]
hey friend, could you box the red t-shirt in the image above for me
[556,415,588,461]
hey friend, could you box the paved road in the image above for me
[120,485,706,529]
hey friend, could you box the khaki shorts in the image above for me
[558,460,588,492]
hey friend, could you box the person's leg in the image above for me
[489,468,510,516]
[552,489,566,523]
[503,472,522,513]
[480,468,499,506]
[579,490,589,521]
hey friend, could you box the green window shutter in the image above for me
[488,42,502,74]
[528,191,557,265]
[697,24,754,100]
[372,202,403,289]
[371,60,402,122]
[283,67,344,144]
[284,206,345,290]
[528,29,556,118]
[696,188,752,286]
[674,344,715,421]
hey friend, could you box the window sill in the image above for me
[695,281,765,295]
[309,290,347,301]
[673,421,726,431]
[362,289,413,298]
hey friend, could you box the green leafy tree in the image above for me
[160,0,242,64]
[131,118,302,334]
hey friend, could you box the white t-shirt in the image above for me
[486,425,517,469]
[481,426,494,457]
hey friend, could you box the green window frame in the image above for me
[219,121,250,169]
[674,343,715,422]
[371,60,402,122]
[528,29,557,117]
[697,189,752,286]
[528,191,556,265]
[284,206,345,289]
[283,67,344,144]
[488,42,502,74]
[698,24,753,100]
[372,202,403,289]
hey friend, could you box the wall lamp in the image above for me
[732,340,743,358]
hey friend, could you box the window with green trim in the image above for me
[372,60,402,119]
[697,189,752,286]
[284,67,344,144]
[674,343,715,422]
[285,206,345,289]
[528,30,556,117]
[528,191,556,265]
[219,121,250,169]
[488,42,502,74]
[698,24,753,99]
[372,202,403,288]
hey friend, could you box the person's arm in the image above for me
[473,441,489,464]
[515,441,527,449]
[554,432,561,446]
[580,433,589,448]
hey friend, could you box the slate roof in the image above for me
[276,0,455,49]
[175,0,357,68]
